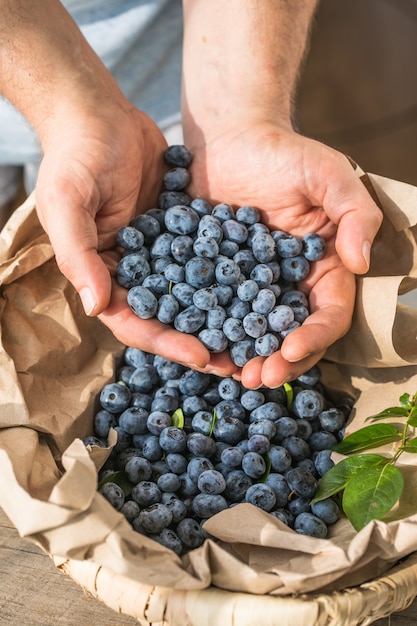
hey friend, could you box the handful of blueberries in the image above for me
[89,347,352,556]
[115,145,326,366]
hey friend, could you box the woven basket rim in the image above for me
[58,551,417,626]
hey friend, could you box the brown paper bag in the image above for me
[1,176,417,597]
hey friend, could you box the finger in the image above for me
[259,347,327,389]
[98,283,211,368]
[36,187,113,316]
[320,156,383,274]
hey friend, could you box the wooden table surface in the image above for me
[1,507,417,626]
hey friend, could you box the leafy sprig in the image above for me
[312,391,417,531]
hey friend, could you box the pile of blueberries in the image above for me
[89,347,352,556]
[115,145,326,366]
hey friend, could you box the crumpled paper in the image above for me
[1,172,417,596]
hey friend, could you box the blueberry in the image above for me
[268,445,292,473]
[127,285,158,319]
[100,382,131,413]
[157,472,181,493]
[281,435,311,462]
[287,496,311,516]
[116,253,151,288]
[178,369,211,396]
[292,389,325,420]
[255,333,280,356]
[213,416,246,445]
[212,203,235,222]
[190,197,213,217]
[311,498,340,524]
[240,389,265,411]
[251,288,276,314]
[250,401,286,422]
[193,287,218,310]
[267,305,294,333]
[193,236,220,258]
[230,339,256,366]
[119,407,149,435]
[184,256,216,288]
[138,503,173,534]
[286,467,318,498]
[125,456,152,483]
[124,347,154,367]
[247,434,270,455]
[318,408,346,433]
[150,232,175,258]
[146,411,172,436]
[142,273,170,296]
[251,232,277,263]
[215,259,241,285]
[156,294,180,324]
[236,205,261,225]
[219,239,240,257]
[233,249,258,275]
[162,494,188,523]
[165,452,188,475]
[100,482,125,510]
[215,399,246,421]
[313,449,335,477]
[160,190,192,210]
[237,279,260,302]
[171,281,196,307]
[220,446,245,468]
[192,493,228,518]
[187,432,216,457]
[165,204,199,235]
[197,469,227,495]
[248,419,276,441]
[163,263,185,283]
[128,364,159,393]
[163,167,191,191]
[308,431,338,452]
[211,284,234,306]
[94,409,116,439]
[225,297,251,320]
[187,457,214,482]
[176,517,205,549]
[276,234,303,258]
[250,263,274,288]
[116,226,145,252]
[197,216,224,243]
[134,434,163,462]
[273,416,298,440]
[294,512,328,538]
[130,214,160,245]
[280,256,310,282]
[164,144,193,168]
[223,469,253,502]
[221,219,248,244]
[120,500,140,523]
[242,451,266,479]
[243,312,267,338]
[182,394,208,416]
[153,356,185,381]
[206,305,227,329]
[153,527,183,555]
[174,305,206,334]
[159,426,188,453]
[302,233,326,261]
[245,483,276,511]
[280,289,309,309]
[217,377,241,401]
[170,235,195,264]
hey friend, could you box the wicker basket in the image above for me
[58,552,417,626]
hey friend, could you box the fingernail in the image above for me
[362,240,371,272]
[80,288,97,316]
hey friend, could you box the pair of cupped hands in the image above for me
[34,103,382,390]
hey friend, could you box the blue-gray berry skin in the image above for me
[171,281,196,307]
[280,255,311,282]
[212,202,235,222]
[206,305,227,329]
[248,419,276,441]
[100,482,125,510]
[243,312,268,338]
[255,333,280,356]
[164,144,193,168]
[236,205,261,224]
[221,446,245,468]
[198,328,228,353]
[117,253,151,288]
[222,317,246,342]
[153,528,183,556]
[240,389,265,411]
[215,259,241,285]
[251,288,276,314]
[233,249,258,275]
[116,226,144,251]
[157,294,180,324]
[213,416,246,445]
[242,451,266,479]
[286,467,318,498]
[250,263,274,288]
[174,305,206,334]
[308,431,338,452]
[197,215,224,243]
[268,446,292,474]
[100,382,131,413]
[311,498,340,524]
[193,235,220,259]
[302,233,326,261]
[294,512,328,538]
[251,232,277,263]
[276,234,303,258]
[170,235,195,264]
[292,389,325,420]
[184,257,216,288]
[176,517,205,549]
[125,456,152,484]
[221,219,248,244]
[163,167,191,191]
[318,408,346,433]
[142,273,170,296]
[130,214,160,244]
[150,232,175,258]
[190,197,213,217]
[127,285,158,319]
[164,205,200,235]
[237,279,260,302]
[138,503,173,534]
[119,407,149,435]
[225,296,251,320]
[163,262,184,284]
[193,287,218,310]
[245,483,276,511]
[128,364,159,393]
[159,426,188,453]
[197,469,227,495]
[192,493,228,518]
[267,304,295,332]
[230,338,256,366]
[94,409,116,438]
[219,239,240,257]
[158,190,193,210]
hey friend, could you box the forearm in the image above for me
[182,0,318,131]
[0,0,126,148]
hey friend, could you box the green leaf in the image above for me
[209,408,217,437]
[400,393,412,408]
[366,406,408,421]
[332,423,401,455]
[311,454,386,503]
[172,408,185,429]
[283,382,293,410]
[260,452,272,483]
[98,470,134,497]
[342,464,404,531]
[401,437,417,453]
